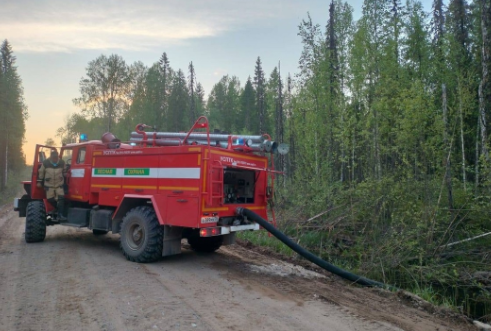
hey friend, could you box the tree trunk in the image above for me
[479,82,489,162]
[0,141,5,192]
[458,79,466,190]
[479,0,490,163]
[352,128,356,183]
[4,136,7,188]
[340,112,345,183]
[442,83,454,212]
[374,106,381,180]
[475,114,480,192]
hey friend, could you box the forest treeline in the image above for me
[0,40,28,201]
[48,0,491,318]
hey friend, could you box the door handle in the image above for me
[176,199,188,203]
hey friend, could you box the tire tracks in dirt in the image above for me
[139,249,401,331]
[0,205,476,331]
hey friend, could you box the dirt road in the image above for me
[0,205,476,331]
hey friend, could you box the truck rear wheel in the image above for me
[25,201,47,243]
[120,206,163,263]
[188,235,223,253]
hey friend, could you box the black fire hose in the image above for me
[236,207,397,290]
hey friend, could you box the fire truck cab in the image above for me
[14,117,278,263]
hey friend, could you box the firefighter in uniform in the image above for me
[36,149,67,221]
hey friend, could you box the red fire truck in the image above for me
[14,117,282,262]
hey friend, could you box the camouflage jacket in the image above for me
[38,159,66,188]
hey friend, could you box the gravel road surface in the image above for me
[0,205,475,331]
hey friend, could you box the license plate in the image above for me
[201,216,218,224]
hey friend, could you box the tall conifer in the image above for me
[254,57,266,134]
[0,40,27,190]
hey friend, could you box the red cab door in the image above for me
[31,144,56,199]
[64,146,90,202]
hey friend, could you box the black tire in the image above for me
[188,235,223,253]
[25,201,47,243]
[120,206,163,263]
[92,229,108,235]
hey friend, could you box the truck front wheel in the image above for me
[120,206,163,263]
[25,201,47,243]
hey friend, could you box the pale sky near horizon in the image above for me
[1,0,430,164]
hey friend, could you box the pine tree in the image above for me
[0,44,5,190]
[168,69,189,131]
[225,76,241,132]
[404,0,430,79]
[207,75,241,132]
[285,73,295,178]
[254,57,267,134]
[195,83,205,117]
[0,40,27,190]
[265,64,285,174]
[267,67,280,135]
[430,0,454,213]
[158,52,171,130]
[324,0,340,181]
[448,0,471,67]
[479,0,491,163]
[207,77,227,130]
[276,63,285,175]
[447,0,473,189]
[349,0,388,180]
[142,64,161,125]
[188,61,197,125]
[240,77,256,132]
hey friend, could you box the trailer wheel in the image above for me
[120,206,163,263]
[188,235,223,253]
[25,201,47,243]
[92,229,108,235]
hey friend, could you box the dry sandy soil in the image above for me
[0,203,479,331]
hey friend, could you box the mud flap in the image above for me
[14,195,31,217]
[162,226,182,257]
[222,233,236,246]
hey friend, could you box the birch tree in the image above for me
[74,54,131,132]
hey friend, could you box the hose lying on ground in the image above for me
[236,207,397,291]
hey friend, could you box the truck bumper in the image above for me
[199,223,260,237]
[220,223,260,234]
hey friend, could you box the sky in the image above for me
[1,0,431,164]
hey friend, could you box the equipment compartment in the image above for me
[223,169,255,204]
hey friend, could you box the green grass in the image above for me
[411,285,457,309]
[0,166,31,205]
[238,230,296,257]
